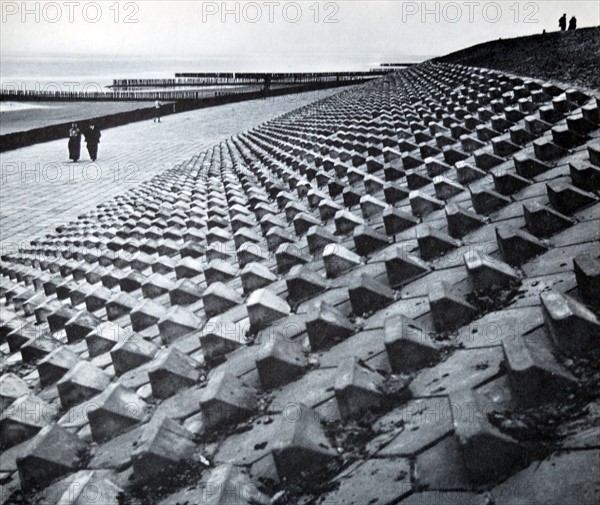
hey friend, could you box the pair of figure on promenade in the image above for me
[68,122,101,162]
[559,14,577,31]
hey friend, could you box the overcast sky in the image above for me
[2,1,599,69]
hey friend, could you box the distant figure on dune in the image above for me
[559,13,567,31]
[68,123,81,162]
[154,100,162,122]
[569,16,577,30]
[84,123,101,161]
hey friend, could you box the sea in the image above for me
[0,53,432,93]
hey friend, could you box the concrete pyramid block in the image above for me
[261,215,287,238]
[541,290,600,353]
[130,299,168,331]
[106,292,138,321]
[410,190,445,217]
[416,225,460,261]
[383,181,410,205]
[456,161,486,184]
[293,212,320,236]
[492,170,531,196]
[119,269,146,292]
[323,243,362,278]
[434,176,465,200]
[175,256,204,279]
[152,256,175,275]
[522,201,573,238]
[353,225,390,256]
[20,334,61,363]
[0,373,30,412]
[406,166,433,190]
[285,264,329,304]
[305,300,354,350]
[47,305,79,333]
[496,226,548,265]
[17,424,87,492]
[86,321,132,358]
[270,402,337,480]
[233,227,262,250]
[384,315,440,373]
[429,281,477,332]
[348,272,395,315]
[256,329,307,389]
[169,278,204,306]
[247,288,291,331]
[319,199,343,221]
[84,284,112,312]
[464,250,520,291]
[158,305,202,344]
[241,262,277,295]
[503,334,578,406]
[474,150,504,170]
[64,310,103,343]
[275,242,310,274]
[334,357,384,419]
[206,227,231,245]
[360,195,387,219]
[204,259,238,286]
[306,225,339,255]
[382,207,419,236]
[445,202,486,239]
[450,388,525,483]
[129,251,154,272]
[470,186,511,215]
[385,247,430,287]
[200,316,246,361]
[110,333,158,376]
[148,347,200,399]
[237,241,268,267]
[546,181,597,215]
[57,360,111,409]
[37,347,81,387]
[205,245,233,264]
[141,273,175,299]
[131,415,197,483]
[87,384,147,442]
[574,252,600,302]
[101,269,126,289]
[569,160,600,192]
[200,370,257,428]
[1,394,58,448]
[334,209,364,235]
[513,153,551,178]
[203,281,243,318]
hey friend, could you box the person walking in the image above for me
[568,16,577,30]
[67,123,81,162]
[154,100,162,122]
[559,13,567,31]
[84,123,101,161]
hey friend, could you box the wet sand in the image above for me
[0,101,155,136]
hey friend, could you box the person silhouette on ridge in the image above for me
[559,13,567,31]
[568,16,577,30]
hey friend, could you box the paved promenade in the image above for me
[0,88,340,249]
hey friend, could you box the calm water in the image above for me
[0,54,430,91]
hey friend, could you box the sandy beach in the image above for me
[0,100,155,135]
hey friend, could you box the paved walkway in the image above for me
[0,88,341,249]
